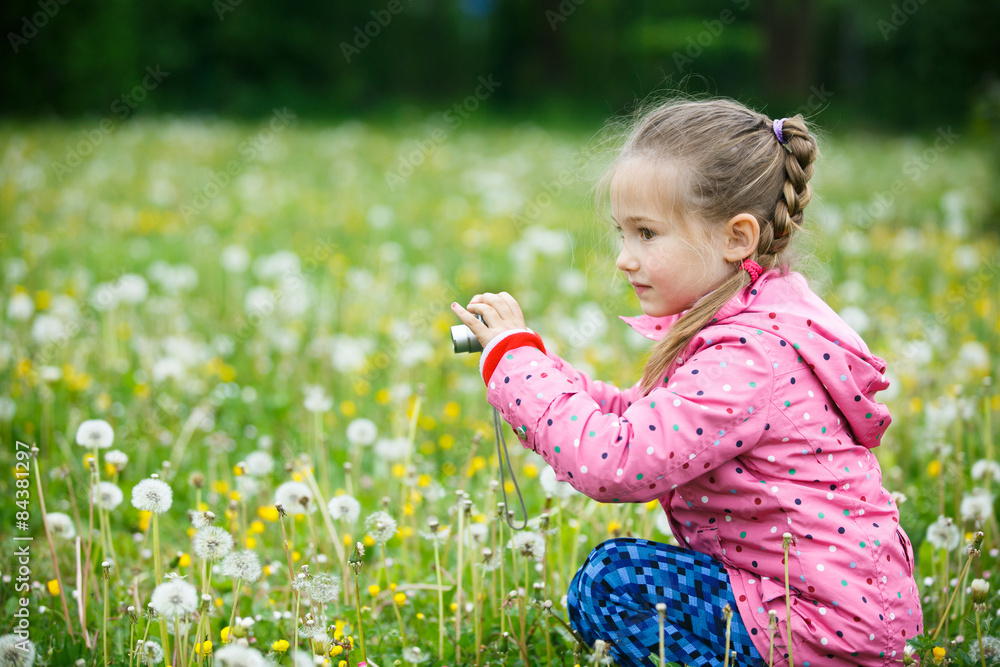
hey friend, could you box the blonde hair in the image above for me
[591,94,821,395]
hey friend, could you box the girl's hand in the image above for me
[451,291,528,350]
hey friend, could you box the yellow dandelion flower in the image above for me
[221,626,229,643]
[339,661,347,667]
[186,527,196,538]
[417,474,431,487]
[292,550,301,562]
[133,383,149,398]
[439,433,455,450]
[419,415,436,430]
[607,520,622,534]
[330,645,343,656]
[416,612,425,620]
[229,490,241,502]
[343,534,353,546]
[194,640,212,655]
[245,537,256,549]
[250,520,265,534]
[400,526,414,538]
[450,602,458,612]
[391,463,405,478]
[375,388,391,405]
[178,553,191,568]
[504,480,514,494]
[34,290,50,310]
[272,639,289,653]
[927,460,942,477]
[523,463,538,479]
[443,401,461,419]
[214,597,223,608]
[932,646,946,664]
[233,465,243,477]
[340,400,356,417]
[199,502,209,511]
[47,580,59,596]
[368,584,380,596]
[213,480,230,494]
[403,503,414,517]
[138,511,151,532]
[419,441,435,456]
[389,583,397,592]
[363,534,375,547]
[82,453,96,468]
[646,499,659,511]
[292,472,303,482]
[15,359,32,378]
[263,565,272,577]
[258,506,279,522]
[103,462,116,477]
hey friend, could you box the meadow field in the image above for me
[0,113,997,666]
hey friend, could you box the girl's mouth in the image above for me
[631,283,650,295]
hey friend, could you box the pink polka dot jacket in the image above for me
[478,267,923,666]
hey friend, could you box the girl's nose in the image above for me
[616,243,639,273]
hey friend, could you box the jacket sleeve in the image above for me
[543,350,644,417]
[484,326,774,504]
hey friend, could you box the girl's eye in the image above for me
[638,227,656,240]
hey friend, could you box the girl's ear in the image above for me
[722,213,760,262]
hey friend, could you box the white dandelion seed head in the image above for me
[243,451,274,477]
[972,458,1000,482]
[302,384,333,413]
[420,525,451,544]
[327,494,361,524]
[92,482,124,511]
[374,436,411,462]
[104,449,129,470]
[539,465,577,499]
[76,418,114,449]
[346,418,378,446]
[968,636,1000,664]
[189,510,216,529]
[234,475,261,498]
[926,515,962,551]
[138,640,164,665]
[508,531,546,561]
[149,578,198,620]
[214,644,269,667]
[479,548,502,573]
[0,634,35,667]
[192,526,234,562]
[960,488,994,523]
[131,478,173,514]
[45,512,76,540]
[219,550,262,583]
[364,511,397,544]
[274,481,315,515]
[402,646,431,664]
[307,573,342,604]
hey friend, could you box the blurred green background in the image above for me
[2,0,999,132]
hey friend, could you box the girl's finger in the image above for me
[498,291,524,322]
[451,302,488,330]
[480,292,514,320]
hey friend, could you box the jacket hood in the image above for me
[620,268,892,449]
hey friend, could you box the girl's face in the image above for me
[610,158,731,317]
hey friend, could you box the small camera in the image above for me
[451,313,485,354]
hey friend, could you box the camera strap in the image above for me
[493,406,529,530]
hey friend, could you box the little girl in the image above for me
[451,97,922,667]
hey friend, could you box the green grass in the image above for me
[0,115,997,666]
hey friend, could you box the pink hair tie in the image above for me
[741,258,763,282]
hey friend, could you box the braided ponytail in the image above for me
[591,96,821,395]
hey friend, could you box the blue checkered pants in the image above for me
[567,537,765,667]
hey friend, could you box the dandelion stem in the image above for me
[433,535,445,660]
[353,572,368,665]
[226,578,243,644]
[930,531,983,640]
[722,604,732,667]
[519,553,529,666]
[382,543,406,647]
[455,499,465,665]
[103,572,110,667]
[33,449,75,638]
[782,533,794,667]
[976,608,985,667]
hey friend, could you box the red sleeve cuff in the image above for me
[481,331,547,384]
